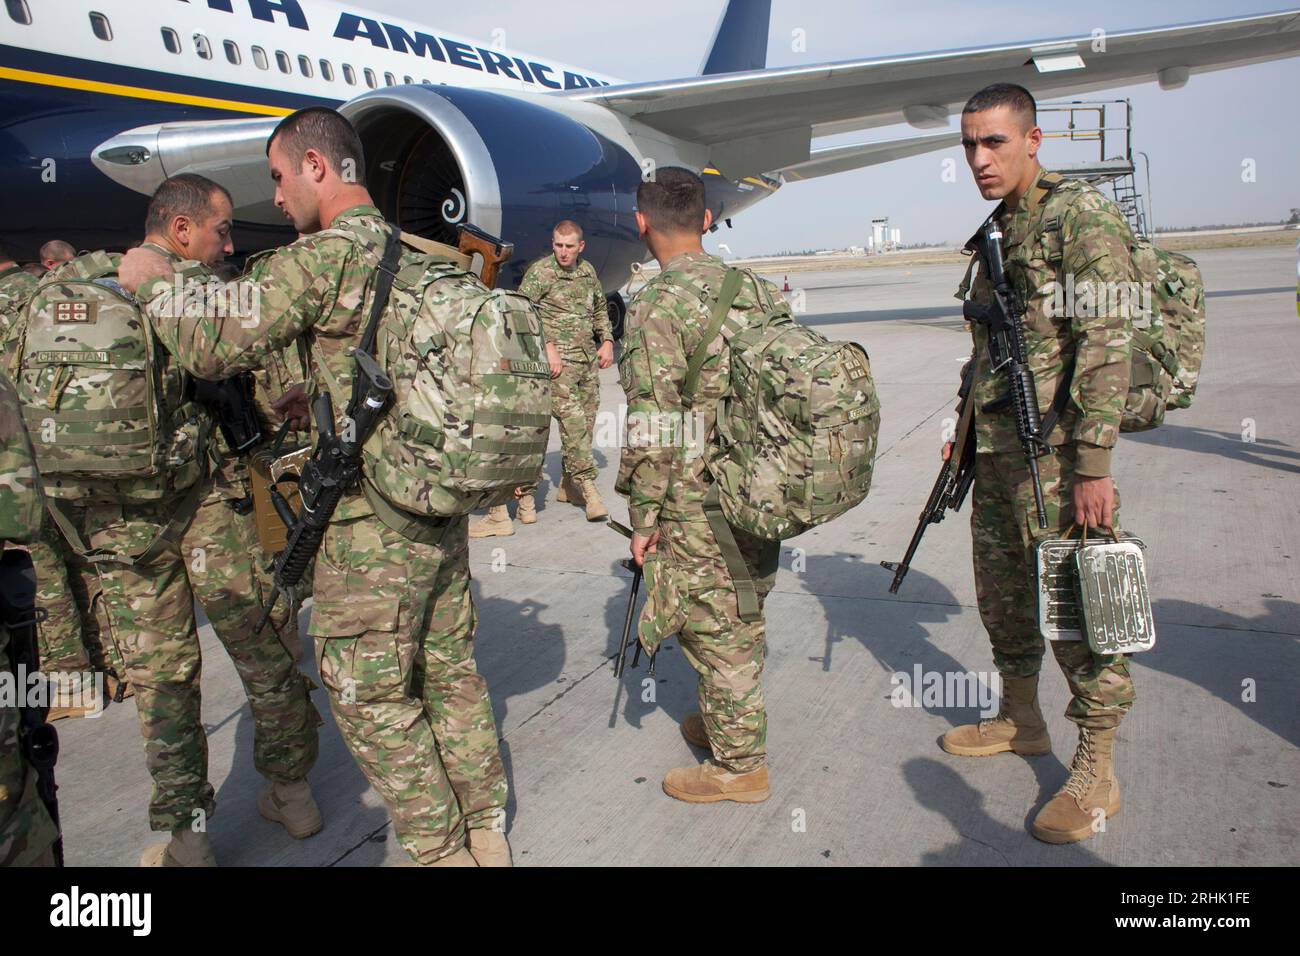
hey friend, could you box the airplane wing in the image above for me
[570,9,1300,178]
[775,132,961,182]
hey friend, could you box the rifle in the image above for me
[0,549,62,866]
[191,372,263,455]
[963,219,1051,529]
[457,223,514,290]
[607,519,655,678]
[253,229,401,634]
[881,362,977,593]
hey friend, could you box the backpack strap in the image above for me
[682,268,744,408]
[702,484,764,623]
[356,225,403,358]
[44,476,206,568]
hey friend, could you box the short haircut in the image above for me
[145,174,232,237]
[39,239,75,264]
[636,166,706,234]
[962,83,1037,129]
[267,107,366,182]
[553,220,583,240]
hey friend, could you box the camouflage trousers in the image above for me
[29,519,123,677]
[971,447,1136,730]
[57,489,320,831]
[0,630,60,866]
[647,516,780,773]
[523,348,600,492]
[309,511,507,864]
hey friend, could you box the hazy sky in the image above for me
[362,0,1300,255]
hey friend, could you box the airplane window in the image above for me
[252,46,268,70]
[364,68,376,89]
[161,27,181,54]
[403,75,413,85]
[5,1,31,26]
[320,59,334,82]
[298,55,313,77]
[194,33,212,60]
[342,64,356,86]
[224,40,241,66]
[89,12,112,41]
[383,72,396,86]
[275,50,290,74]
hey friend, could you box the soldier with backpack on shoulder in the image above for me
[618,167,879,804]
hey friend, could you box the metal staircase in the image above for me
[1038,99,1150,237]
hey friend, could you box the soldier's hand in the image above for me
[597,340,615,369]
[941,441,954,462]
[1073,475,1116,530]
[272,383,311,430]
[546,342,564,378]
[118,248,171,294]
[631,529,659,568]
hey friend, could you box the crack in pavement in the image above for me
[508,653,617,734]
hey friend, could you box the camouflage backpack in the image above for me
[315,228,551,520]
[1120,239,1206,431]
[682,268,880,540]
[13,250,206,502]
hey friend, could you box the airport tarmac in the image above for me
[55,244,1299,867]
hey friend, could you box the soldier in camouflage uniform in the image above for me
[617,167,781,804]
[0,370,61,866]
[120,109,511,867]
[2,248,118,718]
[30,175,323,865]
[941,84,1137,844]
[470,220,614,537]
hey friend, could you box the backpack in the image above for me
[317,228,551,520]
[1120,239,1206,431]
[14,250,206,502]
[681,268,880,541]
[1155,248,1206,411]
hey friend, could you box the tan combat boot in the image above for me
[516,493,537,525]
[411,847,478,867]
[467,828,513,867]
[46,672,103,721]
[941,674,1051,757]
[663,761,770,804]
[1031,727,1121,844]
[580,478,608,521]
[468,505,513,538]
[258,779,323,839]
[140,828,217,867]
[681,711,710,749]
[556,476,583,505]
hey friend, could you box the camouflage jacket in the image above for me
[616,250,786,532]
[0,371,42,545]
[518,255,610,358]
[137,204,422,521]
[0,267,38,372]
[958,170,1136,477]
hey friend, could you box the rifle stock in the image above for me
[457,224,514,290]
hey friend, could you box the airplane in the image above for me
[2,0,1299,331]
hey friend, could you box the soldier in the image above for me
[119,107,512,867]
[0,246,38,345]
[1,245,115,719]
[0,370,61,866]
[471,220,613,537]
[617,167,782,804]
[26,173,323,865]
[941,84,1137,844]
[39,240,76,274]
